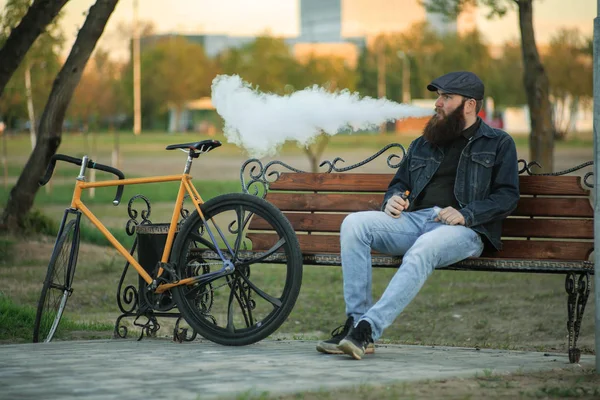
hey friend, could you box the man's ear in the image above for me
[465,98,476,114]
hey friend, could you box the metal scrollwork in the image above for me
[115,195,153,336]
[126,194,152,235]
[133,314,160,341]
[114,194,199,341]
[565,272,591,363]
[173,316,198,342]
[241,143,407,197]
[517,159,594,188]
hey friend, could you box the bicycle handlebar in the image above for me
[39,154,126,205]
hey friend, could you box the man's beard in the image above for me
[422,101,467,147]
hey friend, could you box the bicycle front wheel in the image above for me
[171,193,303,346]
[33,219,80,343]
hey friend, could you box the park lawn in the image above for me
[1,130,596,349]
[1,234,595,355]
[2,129,594,163]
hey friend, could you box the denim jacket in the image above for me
[382,120,520,251]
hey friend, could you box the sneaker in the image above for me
[316,317,375,355]
[337,320,374,360]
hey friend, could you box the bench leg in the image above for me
[565,272,591,363]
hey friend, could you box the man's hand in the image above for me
[384,195,410,218]
[435,207,465,226]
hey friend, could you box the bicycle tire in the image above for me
[33,219,80,343]
[171,192,302,346]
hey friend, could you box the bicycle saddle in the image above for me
[166,139,222,153]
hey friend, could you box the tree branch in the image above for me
[0,0,69,96]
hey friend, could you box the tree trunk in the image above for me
[0,0,119,232]
[518,0,555,172]
[0,0,69,96]
[303,134,330,173]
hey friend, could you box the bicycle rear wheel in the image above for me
[33,219,80,343]
[171,193,302,346]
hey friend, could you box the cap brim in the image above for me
[427,83,440,92]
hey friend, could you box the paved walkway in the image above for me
[0,339,595,399]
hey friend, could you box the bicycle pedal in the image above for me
[157,262,180,281]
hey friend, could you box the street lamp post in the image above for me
[133,0,141,135]
[397,51,411,104]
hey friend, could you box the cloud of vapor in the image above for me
[211,74,434,158]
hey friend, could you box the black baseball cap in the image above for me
[427,71,484,100]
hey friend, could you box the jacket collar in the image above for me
[473,118,498,139]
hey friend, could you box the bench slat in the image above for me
[269,173,392,192]
[265,193,383,212]
[483,240,593,260]
[251,213,593,238]
[248,233,592,261]
[265,193,593,218]
[268,173,589,196]
[518,175,589,196]
[502,219,593,239]
[514,197,593,217]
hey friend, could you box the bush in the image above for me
[0,237,14,266]
[20,209,58,236]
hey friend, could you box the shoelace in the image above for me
[330,319,352,338]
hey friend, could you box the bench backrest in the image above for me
[248,173,593,261]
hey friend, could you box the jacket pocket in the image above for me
[470,152,496,196]
[409,157,428,183]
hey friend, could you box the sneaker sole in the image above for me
[337,339,365,360]
[317,343,375,355]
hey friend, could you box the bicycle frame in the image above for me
[69,172,234,294]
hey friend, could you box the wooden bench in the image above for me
[240,144,594,363]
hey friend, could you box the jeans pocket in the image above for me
[429,206,442,222]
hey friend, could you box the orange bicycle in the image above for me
[32,139,303,345]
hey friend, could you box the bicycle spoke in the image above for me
[34,218,79,343]
[232,205,245,261]
[188,231,219,253]
[237,272,282,308]
[184,271,231,299]
[172,193,302,345]
[237,237,287,266]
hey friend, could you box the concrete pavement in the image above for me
[0,339,595,399]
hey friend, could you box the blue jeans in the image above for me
[340,207,484,340]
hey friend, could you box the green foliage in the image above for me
[0,236,14,266]
[218,36,298,94]
[545,28,592,101]
[120,35,218,130]
[543,28,593,138]
[20,209,58,236]
[0,0,64,130]
[356,22,526,107]
[0,291,37,341]
[422,0,512,20]
[0,291,113,342]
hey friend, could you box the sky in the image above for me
[1,0,596,59]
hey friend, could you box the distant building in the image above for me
[299,0,476,42]
[300,0,343,42]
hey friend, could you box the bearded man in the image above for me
[316,71,520,360]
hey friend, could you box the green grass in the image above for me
[0,237,14,266]
[0,179,241,249]
[2,130,593,167]
[0,179,241,207]
[0,292,113,342]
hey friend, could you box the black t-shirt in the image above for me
[411,118,481,212]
